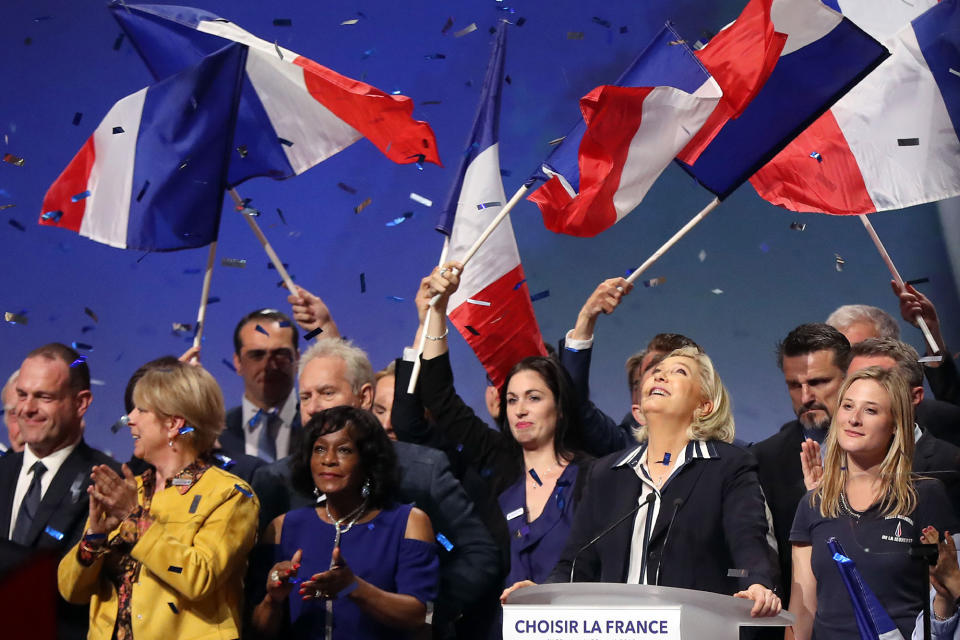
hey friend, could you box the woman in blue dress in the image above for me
[251,406,439,639]
[410,262,590,588]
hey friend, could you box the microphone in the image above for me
[569,493,656,583]
[655,498,684,586]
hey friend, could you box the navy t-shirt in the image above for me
[790,478,958,639]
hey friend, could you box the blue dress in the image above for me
[279,503,440,640]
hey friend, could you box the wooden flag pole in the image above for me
[623,197,722,287]
[858,214,940,354]
[407,239,450,394]
[228,188,297,293]
[192,240,218,352]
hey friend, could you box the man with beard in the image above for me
[219,309,303,462]
[750,323,849,600]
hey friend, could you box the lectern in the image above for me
[503,583,794,640]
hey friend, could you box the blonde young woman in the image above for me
[58,362,259,640]
[504,346,781,617]
[788,366,958,639]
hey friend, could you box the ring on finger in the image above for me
[315,589,324,599]
[270,570,280,582]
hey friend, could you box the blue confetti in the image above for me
[304,327,323,340]
[71,190,91,203]
[528,468,543,486]
[476,201,501,210]
[221,359,236,373]
[278,137,293,147]
[436,532,454,552]
[513,279,527,290]
[135,180,149,202]
[189,495,202,513]
[72,342,93,352]
[809,151,822,162]
[112,126,125,135]
[425,53,446,60]
[386,212,414,227]
[178,426,195,435]
[206,296,220,304]
[386,295,404,302]
[360,273,366,293]
[168,565,183,574]
[255,324,269,336]
[168,602,179,614]
[235,483,254,498]
[361,48,375,60]
[72,112,83,126]
[40,210,63,222]
[8,219,26,232]
[44,526,65,541]
[529,289,550,302]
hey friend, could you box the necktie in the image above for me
[253,410,279,462]
[12,461,47,544]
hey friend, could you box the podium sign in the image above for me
[503,605,681,640]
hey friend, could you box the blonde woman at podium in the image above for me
[502,346,782,618]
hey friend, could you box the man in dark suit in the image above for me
[251,337,502,640]
[0,343,117,640]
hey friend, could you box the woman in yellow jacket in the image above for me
[58,361,259,640]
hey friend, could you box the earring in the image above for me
[313,486,323,503]
[361,478,371,499]
[168,439,174,448]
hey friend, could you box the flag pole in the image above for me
[621,197,722,287]
[407,239,450,394]
[858,214,939,354]
[192,240,218,352]
[227,187,297,293]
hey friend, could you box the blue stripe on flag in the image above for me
[827,537,902,640]
[911,0,960,137]
[126,43,245,251]
[679,17,888,200]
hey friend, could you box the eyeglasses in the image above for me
[241,348,295,364]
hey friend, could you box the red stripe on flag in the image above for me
[678,0,785,164]
[750,109,875,215]
[448,264,547,388]
[528,85,653,237]
[293,56,442,167]
[39,136,96,232]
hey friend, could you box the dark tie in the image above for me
[12,461,47,544]
[252,410,279,462]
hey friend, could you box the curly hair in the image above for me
[291,406,398,509]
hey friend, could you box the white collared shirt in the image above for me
[241,391,299,460]
[9,441,79,538]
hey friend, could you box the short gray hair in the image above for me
[2,370,18,409]
[299,338,374,394]
[826,304,900,340]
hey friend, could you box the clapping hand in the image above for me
[87,464,138,534]
[266,549,303,603]
[799,439,823,491]
[299,547,357,601]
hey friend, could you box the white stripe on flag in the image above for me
[446,143,520,307]
[613,79,722,220]
[81,87,146,248]
[244,49,362,173]
[834,0,936,41]
[772,0,843,55]
[197,19,298,59]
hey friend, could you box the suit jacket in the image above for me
[926,355,960,407]
[916,397,960,448]
[0,440,118,640]
[250,441,502,627]
[220,402,303,461]
[548,441,777,595]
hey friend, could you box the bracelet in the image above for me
[424,329,448,341]
[339,579,359,598]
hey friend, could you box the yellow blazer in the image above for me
[58,466,259,640]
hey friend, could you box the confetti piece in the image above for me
[40,210,62,222]
[516,17,527,26]
[698,250,707,262]
[919,355,943,364]
[425,53,447,60]
[72,342,93,352]
[235,483,254,497]
[809,151,822,162]
[505,75,512,85]
[168,566,183,574]
[360,273,366,293]
[422,100,441,106]
[135,180,150,202]
[620,25,628,33]
[274,40,283,60]
[643,277,665,288]
[222,359,236,372]
[530,289,550,302]
[3,153,24,166]
[90,379,105,386]
[547,136,565,146]
[386,295,404,302]
[592,17,611,28]
[0,204,15,211]
[70,356,87,368]
[465,325,480,335]
[304,327,323,340]
[172,323,193,333]
[898,138,919,146]
[178,426,195,435]
[168,602,180,614]
[182,268,201,275]
[178,159,190,170]
[513,279,527,290]
[835,254,845,271]
[113,33,124,50]
[255,324,270,336]
[44,526,65,541]
[110,415,129,434]
[266,261,289,271]
[361,48,375,60]
[276,208,287,224]
[496,5,516,13]
[112,126,125,134]
[84,307,99,323]
[4,312,27,325]
[436,532,454,551]
[72,112,83,126]
[567,32,584,40]
[410,192,433,207]
[386,212,414,226]
[277,137,293,147]
[273,18,292,26]
[476,201,501,210]
[441,17,454,33]
[354,198,372,214]
[467,299,491,306]
[906,277,929,286]
[341,18,359,25]
[236,144,248,158]
[337,182,357,194]
[727,568,749,578]
[81,325,95,333]
[207,296,220,304]
[711,288,724,295]
[790,222,806,231]
[950,68,960,78]
[221,258,246,268]
[8,219,25,231]
[454,23,477,37]
[240,206,260,217]
[71,190,91,203]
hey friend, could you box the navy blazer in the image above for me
[548,441,778,596]
[250,440,501,626]
[220,401,303,461]
[926,355,960,407]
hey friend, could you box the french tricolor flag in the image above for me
[438,22,546,387]
[110,2,440,188]
[827,538,905,639]
[750,0,960,214]
[526,24,722,237]
[39,43,245,251]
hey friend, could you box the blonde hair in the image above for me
[132,362,225,453]
[633,346,735,444]
[814,366,916,518]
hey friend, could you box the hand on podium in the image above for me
[733,583,781,617]
[500,580,536,604]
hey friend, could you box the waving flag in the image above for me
[39,43,245,251]
[526,24,722,237]
[678,0,889,200]
[110,2,440,187]
[827,538,905,640]
[750,0,960,214]
[438,22,546,387]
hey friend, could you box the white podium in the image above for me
[503,583,794,640]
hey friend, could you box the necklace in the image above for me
[325,498,368,552]
[839,492,862,520]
